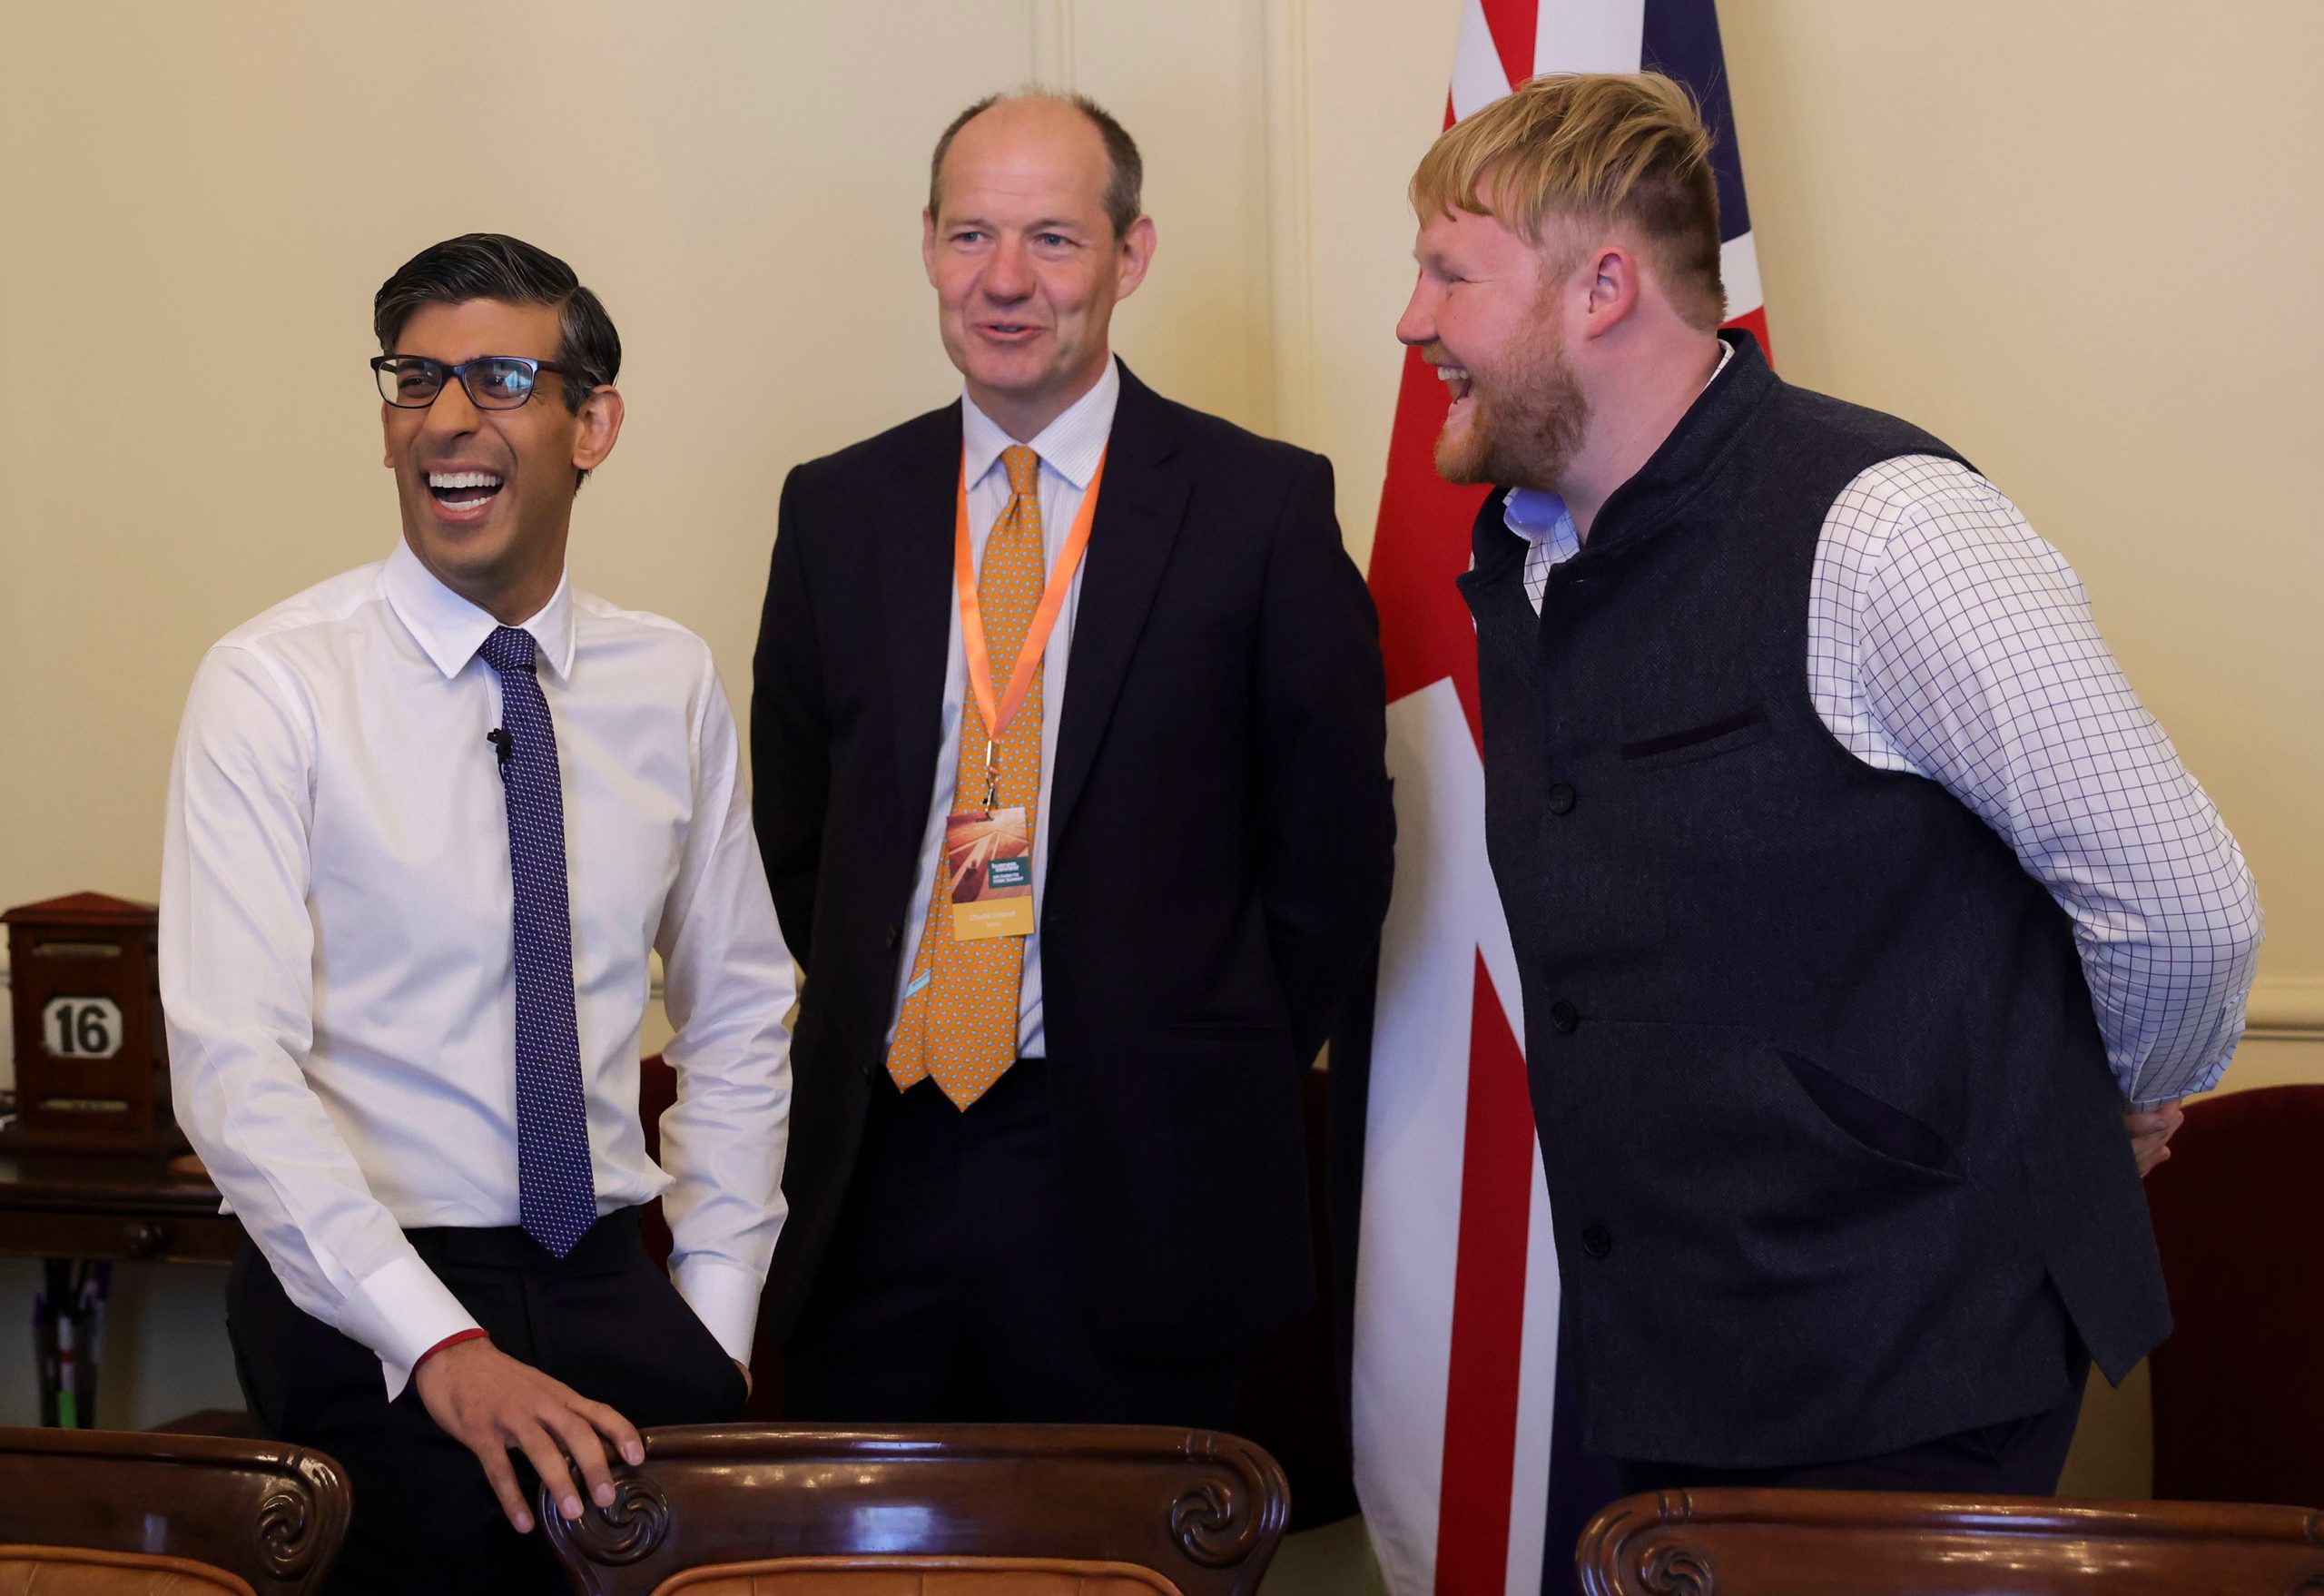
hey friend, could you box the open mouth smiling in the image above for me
[428,469,503,510]
[1434,362,1473,403]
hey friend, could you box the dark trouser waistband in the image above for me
[401,1205,645,1270]
[879,1057,1049,1121]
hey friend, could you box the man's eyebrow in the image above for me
[940,213,1089,236]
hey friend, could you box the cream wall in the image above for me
[0,0,2315,1518]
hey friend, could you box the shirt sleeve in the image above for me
[162,646,476,1398]
[653,649,797,1364]
[1817,457,2262,1106]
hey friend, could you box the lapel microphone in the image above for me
[487,728,513,766]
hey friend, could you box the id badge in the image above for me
[945,805,1037,941]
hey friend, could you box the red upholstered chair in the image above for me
[2145,1082,2324,1508]
[1574,1488,2324,1593]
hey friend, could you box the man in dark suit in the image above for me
[751,89,1394,1425]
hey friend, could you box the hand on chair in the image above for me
[414,1336,645,1533]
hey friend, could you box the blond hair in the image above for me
[1411,72,1725,330]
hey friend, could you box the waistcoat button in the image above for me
[1581,1224,1612,1259]
[1550,1000,1580,1033]
[1546,783,1576,815]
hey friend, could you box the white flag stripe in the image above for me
[1721,228,1764,320]
[1354,679,1494,1593]
[1534,0,1645,74]
[1502,1137,1563,1595]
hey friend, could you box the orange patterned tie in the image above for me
[886,443,1048,1108]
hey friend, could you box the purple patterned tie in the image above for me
[478,626,597,1257]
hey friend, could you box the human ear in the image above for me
[1582,245,1641,337]
[1112,215,1157,300]
[572,388,625,472]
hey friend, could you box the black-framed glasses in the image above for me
[370,354,600,410]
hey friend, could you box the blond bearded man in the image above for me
[1397,74,2258,1493]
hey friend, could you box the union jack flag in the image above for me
[1334,4,1767,1591]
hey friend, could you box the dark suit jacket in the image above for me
[751,364,1394,1356]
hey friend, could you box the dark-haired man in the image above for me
[1398,74,2260,1493]
[752,92,1394,1424]
[162,233,793,1593]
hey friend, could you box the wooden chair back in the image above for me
[539,1424,1288,1596]
[1576,1488,2324,1593]
[0,1426,347,1595]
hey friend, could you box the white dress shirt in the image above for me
[1503,370,2260,1106]
[882,356,1121,1059]
[162,539,795,1396]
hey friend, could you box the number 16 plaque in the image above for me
[4,893,181,1152]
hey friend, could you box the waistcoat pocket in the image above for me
[1618,704,1770,769]
[1541,1020,1965,1258]
[1776,1049,1960,1177]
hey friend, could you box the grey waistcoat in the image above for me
[1458,332,2169,1468]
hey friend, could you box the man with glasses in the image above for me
[162,233,794,1594]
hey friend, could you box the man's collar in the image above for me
[1572,327,1775,557]
[1503,488,1576,549]
[383,537,576,682]
[1502,332,1745,551]
[960,355,1120,491]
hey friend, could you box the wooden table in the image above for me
[0,1131,238,1266]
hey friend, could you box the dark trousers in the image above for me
[228,1208,746,1596]
[1610,1349,2092,1498]
[783,1058,1243,1428]
[1541,1360,2090,1594]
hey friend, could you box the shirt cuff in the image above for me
[342,1254,480,1402]
[671,1255,765,1366]
[415,1327,490,1369]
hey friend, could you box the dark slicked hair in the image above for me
[372,233,621,413]
[928,88,1144,241]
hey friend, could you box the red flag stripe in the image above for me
[1434,955,1537,1591]
[1369,346,1490,741]
[1480,0,1539,91]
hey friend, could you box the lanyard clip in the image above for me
[981,738,1000,811]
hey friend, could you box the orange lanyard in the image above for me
[953,446,1107,803]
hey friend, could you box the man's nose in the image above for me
[1395,278,1438,348]
[981,237,1033,300]
[421,373,483,438]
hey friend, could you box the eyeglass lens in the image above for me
[375,357,541,409]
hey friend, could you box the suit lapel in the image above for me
[1050,366,1189,843]
[876,405,964,830]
